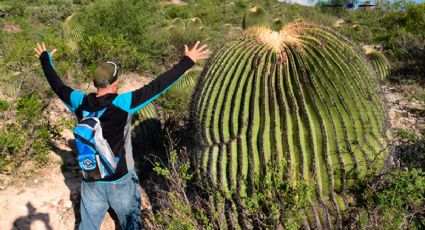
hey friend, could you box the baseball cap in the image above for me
[93,61,118,88]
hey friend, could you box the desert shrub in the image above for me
[0,100,10,112]
[240,165,310,229]
[28,5,72,24]
[163,4,191,19]
[152,150,212,229]
[73,0,95,5]
[348,168,425,229]
[0,2,25,18]
[0,20,72,77]
[0,0,72,21]
[79,34,146,75]
[379,2,425,61]
[336,2,425,76]
[0,94,51,173]
[395,129,425,170]
[390,32,425,76]
[77,0,158,40]
[8,2,25,17]
[1,31,44,72]
[75,0,172,73]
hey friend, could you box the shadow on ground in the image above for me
[13,203,53,230]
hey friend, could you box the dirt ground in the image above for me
[0,163,152,230]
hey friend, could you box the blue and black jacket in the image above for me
[39,51,194,181]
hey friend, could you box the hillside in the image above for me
[0,0,424,229]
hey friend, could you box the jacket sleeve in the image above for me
[112,56,195,114]
[39,51,85,112]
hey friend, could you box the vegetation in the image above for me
[347,167,425,229]
[331,1,425,79]
[0,93,51,172]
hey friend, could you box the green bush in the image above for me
[9,2,25,17]
[241,166,310,229]
[28,5,72,24]
[0,100,10,112]
[79,34,146,74]
[0,94,51,173]
[153,151,212,229]
[0,125,24,159]
[336,2,425,75]
[77,0,158,41]
[76,0,172,73]
[16,93,43,124]
[349,168,425,229]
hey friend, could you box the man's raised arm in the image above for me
[35,43,85,112]
[112,41,211,114]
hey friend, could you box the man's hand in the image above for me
[34,42,57,58]
[184,41,211,63]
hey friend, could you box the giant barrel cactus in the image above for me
[192,19,392,228]
[132,103,159,137]
[172,67,203,91]
[62,14,84,53]
[132,103,162,176]
[364,47,390,80]
[242,6,270,29]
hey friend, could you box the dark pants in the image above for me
[79,170,141,230]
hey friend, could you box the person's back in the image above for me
[34,42,210,229]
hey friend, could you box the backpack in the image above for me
[73,108,118,180]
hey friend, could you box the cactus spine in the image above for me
[192,22,391,228]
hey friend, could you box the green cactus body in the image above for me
[132,103,159,138]
[62,14,84,53]
[2,79,20,98]
[242,6,271,30]
[186,17,203,29]
[171,17,185,27]
[172,67,202,91]
[364,48,390,80]
[192,23,391,228]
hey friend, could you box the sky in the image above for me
[278,0,425,6]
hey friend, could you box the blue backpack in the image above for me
[73,108,118,179]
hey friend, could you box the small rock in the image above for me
[57,199,64,207]
[64,200,73,209]
[46,202,55,209]
[3,24,21,33]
